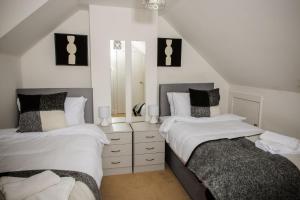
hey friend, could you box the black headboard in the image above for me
[159,83,214,116]
[16,88,94,123]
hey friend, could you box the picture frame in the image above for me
[54,33,88,66]
[157,38,182,67]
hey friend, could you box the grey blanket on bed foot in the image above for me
[0,170,100,200]
[186,138,300,200]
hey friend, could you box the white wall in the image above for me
[231,85,300,138]
[20,10,91,88]
[158,17,230,113]
[0,54,21,128]
[89,5,158,123]
[0,0,48,38]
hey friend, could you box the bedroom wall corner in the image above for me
[230,85,300,139]
[0,53,21,128]
[20,10,91,88]
[157,17,230,113]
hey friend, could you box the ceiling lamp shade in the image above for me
[143,0,166,10]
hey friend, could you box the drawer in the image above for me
[135,153,164,166]
[134,131,164,143]
[134,142,165,155]
[103,156,132,169]
[106,132,132,145]
[134,164,164,173]
[104,167,132,176]
[103,144,132,157]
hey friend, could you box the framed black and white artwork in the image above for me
[54,33,88,66]
[157,38,182,67]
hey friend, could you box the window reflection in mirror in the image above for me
[110,40,126,121]
[131,41,146,122]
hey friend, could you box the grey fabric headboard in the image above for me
[159,83,214,116]
[16,88,94,123]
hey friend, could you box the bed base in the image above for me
[165,143,214,200]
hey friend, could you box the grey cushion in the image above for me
[191,106,210,118]
[18,93,67,132]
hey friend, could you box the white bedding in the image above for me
[0,124,109,187]
[160,114,263,164]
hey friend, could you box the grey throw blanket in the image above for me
[0,170,100,200]
[186,138,300,200]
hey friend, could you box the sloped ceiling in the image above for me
[0,0,79,55]
[0,0,179,56]
[1,0,299,93]
[0,0,48,38]
[162,0,300,93]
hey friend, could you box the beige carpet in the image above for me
[100,166,191,200]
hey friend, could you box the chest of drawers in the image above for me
[101,123,132,176]
[131,122,165,173]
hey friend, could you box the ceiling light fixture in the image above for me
[143,0,166,10]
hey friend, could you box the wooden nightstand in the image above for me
[130,122,165,173]
[101,123,132,176]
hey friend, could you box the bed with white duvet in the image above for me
[160,114,300,168]
[160,114,263,163]
[0,124,109,200]
[160,114,300,200]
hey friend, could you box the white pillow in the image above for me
[17,98,21,111]
[64,97,87,126]
[167,93,175,116]
[167,92,191,116]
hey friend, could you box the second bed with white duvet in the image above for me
[0,124,109,200]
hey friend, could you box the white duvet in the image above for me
[160,114,263,164]
[0,124,109,187]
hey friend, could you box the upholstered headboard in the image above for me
[159,83,214,116]
[16,88,94,123]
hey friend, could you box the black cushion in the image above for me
[189,88,220,107]
[189,88,220,118]
[18,93,67,113]
[18,94,41,113]
[189,89,210,107]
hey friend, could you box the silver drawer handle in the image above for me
[111,138,121,141]
[146,136,155,139]
[146,158,155,162]
[111,150,121,153]
[146,147,154,150]
[111,161,121,164]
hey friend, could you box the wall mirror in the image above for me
[110,40,126,122]
[110,40,146,123]
[131,41,146,122]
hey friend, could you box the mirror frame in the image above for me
[131,41,146,123]
[110,40,147,123]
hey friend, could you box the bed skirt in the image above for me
[165,142,214,200]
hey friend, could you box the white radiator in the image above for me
[229,92,263,127]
